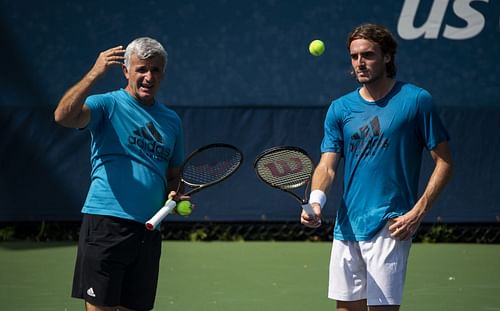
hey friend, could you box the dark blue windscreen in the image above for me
[1,0,498,222]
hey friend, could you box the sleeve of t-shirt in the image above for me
[320,101,344,154]
[82,94,111,131]
[416,89,450,150]
[169,116,185,168]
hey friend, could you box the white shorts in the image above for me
[328,222,412,306]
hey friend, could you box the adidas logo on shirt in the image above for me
[128,121,170,161]
[350,116,389,157]
[86,287,96,298]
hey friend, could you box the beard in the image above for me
[354,69,386,85]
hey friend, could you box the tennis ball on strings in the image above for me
[309,39,325,56]
[176,200,192,216]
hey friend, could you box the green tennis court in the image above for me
[1,242,499,310]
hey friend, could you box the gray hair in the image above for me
[124,37,168,72]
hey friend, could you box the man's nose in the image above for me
[356,55,366,66]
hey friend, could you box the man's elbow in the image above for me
[53,109,65,125]
[440,157,454,181]
[54,109,74,128]
[54,107,89,129]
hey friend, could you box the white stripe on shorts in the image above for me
[328,222,412,306]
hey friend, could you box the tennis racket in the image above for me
[146,143,243,230]
[254,146,315,216]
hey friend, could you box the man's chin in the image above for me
[356,76,371,84]
[137,93,155,105]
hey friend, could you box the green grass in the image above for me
[0,242,499,310]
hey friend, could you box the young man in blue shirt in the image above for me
[301,24,453,311]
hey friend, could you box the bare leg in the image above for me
[85,302,118,311]
[85,302,136,311]
[337,300,400,311]
[337,299,368,311]
[368,305,399,311]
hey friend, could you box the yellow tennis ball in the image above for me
[309,39,325,56]
[176,200,192,216]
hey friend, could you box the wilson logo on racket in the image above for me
[254,146,316,216]
[264,158,304,177]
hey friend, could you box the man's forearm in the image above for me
[416,157,453,215]
[310,152,341,192]
[415,142,453,216]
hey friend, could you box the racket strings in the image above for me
[256,150,313,189]
[182,148,242,186]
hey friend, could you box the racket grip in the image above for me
[301,203,315,216]
[145,199,177,231]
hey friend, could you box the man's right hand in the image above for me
[88,45,126,80]
[300,203,322,228]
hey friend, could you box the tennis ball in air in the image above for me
[176,200,192,216]
[309,39,325,56]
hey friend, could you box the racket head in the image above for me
[180,143,243,191]
[254,146,314,201]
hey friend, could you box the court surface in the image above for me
[0,241,499,310]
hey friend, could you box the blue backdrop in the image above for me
[1,0,499,222]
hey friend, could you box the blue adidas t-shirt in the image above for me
[321,82,449,241]
[81,89,184,223]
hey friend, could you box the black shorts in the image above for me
[72,214,162,311]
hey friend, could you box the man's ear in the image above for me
[384,54,391,64]
[122,64,129,79]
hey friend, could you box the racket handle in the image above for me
[301,203,315,216]
[145,199,177,231]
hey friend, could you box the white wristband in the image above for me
[309,190,327,209]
